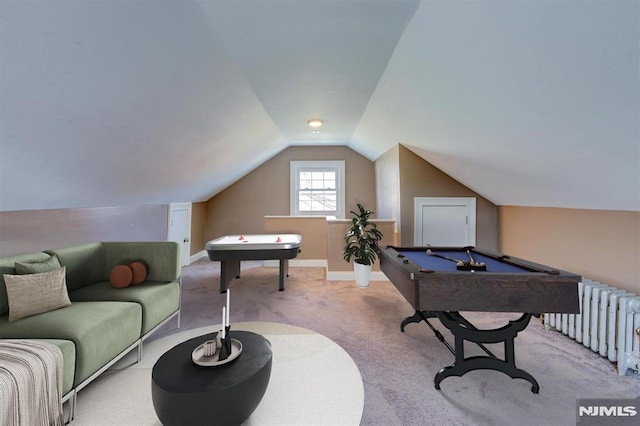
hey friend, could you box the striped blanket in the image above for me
[0,340,64,426]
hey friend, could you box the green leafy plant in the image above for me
[343,204,384,266]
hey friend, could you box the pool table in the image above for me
[206,234,302,293]
[379,245,581,393]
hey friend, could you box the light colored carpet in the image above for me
[70,260,640,425]
[72,322,364,425]
[168,261,640,425]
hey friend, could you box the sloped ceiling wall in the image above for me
[353,0,639,211]
[0,0,289,211]
[1,0,638,212]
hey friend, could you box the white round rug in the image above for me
[71,322,364,425]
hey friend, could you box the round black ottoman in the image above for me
[152,330,272,426]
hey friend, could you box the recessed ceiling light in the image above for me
[307,119,323,128]
[311,130,320,134]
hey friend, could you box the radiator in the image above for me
[544,279,640,375]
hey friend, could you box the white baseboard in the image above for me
[189,250,208,264]
[326,270,389,282]
[264,259,327,268]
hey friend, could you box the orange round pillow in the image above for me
[129,261,148,285]
[110,265,133,288]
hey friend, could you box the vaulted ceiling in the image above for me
[1,0,638,212]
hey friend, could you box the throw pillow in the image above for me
[128,261,148,285]
[3,267,71,322]
[14,256,62,274]
[109,265,133,289]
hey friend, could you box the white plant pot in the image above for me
[353,262,372,288]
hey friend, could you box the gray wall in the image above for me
[375,145,401,233]
[0,205,169,256]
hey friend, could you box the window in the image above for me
[290,161,345,218]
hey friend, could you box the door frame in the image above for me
[414,197,476,246]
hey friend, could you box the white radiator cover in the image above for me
[544,279,640,376]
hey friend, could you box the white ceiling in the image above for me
[1,0,638,212]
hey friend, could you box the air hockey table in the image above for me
[206,234,302,293]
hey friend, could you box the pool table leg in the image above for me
[220,260,240,293]
[400,310,437,332]
[433,312,540,394]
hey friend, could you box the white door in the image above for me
[414,197,476,246]
[168,203,192,266]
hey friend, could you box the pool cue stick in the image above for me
[466,249,485,267]
[426,249,467,266]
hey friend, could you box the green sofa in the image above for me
[0,241,182,421]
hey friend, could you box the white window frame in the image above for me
[290,160,345,218]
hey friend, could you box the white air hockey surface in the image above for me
[206,234,302,251]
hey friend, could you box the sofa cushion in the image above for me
[0,252,53,317]
[14,256,62,274]
[45,243,105,293]
[33,339,76,396]
[70,280,180,335]
[102,242,180,283]
[0,301,142,387]
[4,267,72,322]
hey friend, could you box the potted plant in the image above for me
[343,204,383,287]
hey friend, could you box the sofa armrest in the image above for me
[102,242,181,282]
